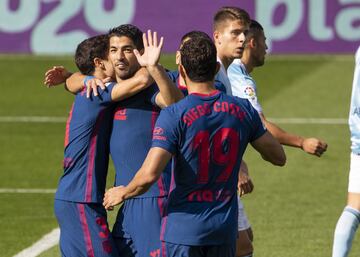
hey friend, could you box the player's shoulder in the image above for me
[166,69,179,83]
[228,59,247,76]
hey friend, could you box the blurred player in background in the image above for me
[228,20,327,157]
[103,35,286,257]
[332,46,360,257]
[212,6,255,257]
[227,20,327,257]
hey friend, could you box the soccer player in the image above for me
[103,35,286,257]
[332,45,360,257]
[228,20,328,157]
[168,30,227,95]
[212,7,255,257]
[54,34,126,257]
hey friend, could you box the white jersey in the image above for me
[228,59,263,113]
[215,57,233,96]
[349,46,360,154]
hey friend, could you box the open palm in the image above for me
[134,30,164,67]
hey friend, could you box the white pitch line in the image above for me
[13,228,60,257]
[269,118,347,124]
[0,116,66,123]
[0,116,348,124]
[0,188,56,193]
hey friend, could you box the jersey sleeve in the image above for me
[246,101,267,142]
[81,77,115,106]
[151,107,179,155]
[228,64,263,113]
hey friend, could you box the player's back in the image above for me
[153,90,266,245]
[55,82,115,203]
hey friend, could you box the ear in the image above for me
[249,38,256,48]
[179,64,187,85]
[175,50,181,65]
[94,57,104,69]
[213,30,220,44]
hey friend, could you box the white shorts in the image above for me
[348,152,360,193]
[237,195,251,231]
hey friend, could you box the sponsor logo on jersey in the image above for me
[153,126,166,141]
[114,106,127,120]
[244,86,256,99]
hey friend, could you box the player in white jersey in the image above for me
[228,20,327,156]
[212,7,255,257]
[332,46,360,257]
[227,19,328,256]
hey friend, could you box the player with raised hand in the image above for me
[104,35,285,257]
[228,20,328,157]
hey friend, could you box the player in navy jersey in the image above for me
[105,25,183,257]
[54,34,121,257]
[104,35,285,257]
[44,25,183,257]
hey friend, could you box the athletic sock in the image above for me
[332,206,360,257]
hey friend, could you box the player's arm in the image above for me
[251,131,286,166]
[134,30,184,109]
[103,147,172,209]
[110,68,154,101]
[238,160,254,197]
[44,66,72,88]
[260,113,328,157]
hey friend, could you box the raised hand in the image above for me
[44,66,72,88]
[134,30,164,67]
[301,137,328,157]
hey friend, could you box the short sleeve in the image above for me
[228,63,263,113]
[151,107,179,155]
[246,101,267,142]
[80,76,115,106]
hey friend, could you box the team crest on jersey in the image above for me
[244,86,256,99]
[114,106,127,120]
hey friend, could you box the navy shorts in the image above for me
[112,197,167,257]
[161,241,236,257]
[54,199,118,257]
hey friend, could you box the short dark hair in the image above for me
[245,19,264,43]
[75,34,109,76]
[180,30,212,44]
[108,24,144,50]
[180,37,217,82]
[213,6,251,31]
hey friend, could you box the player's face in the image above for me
[253,31,268,67]
[108,36,141,80]
[103,59,115,79]
[214,20,248,59]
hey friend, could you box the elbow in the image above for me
[273,154,286,167]
[272,150,286,167]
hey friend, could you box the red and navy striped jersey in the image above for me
[152,91,266,245]
[55,81,116,203]
[110,83,170,198]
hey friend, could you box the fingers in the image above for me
[142,32,148,48]
[147,30,153,46]
[86,79,105,98]
[158,36,164,50]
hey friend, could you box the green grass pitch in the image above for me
[0,54,359,257]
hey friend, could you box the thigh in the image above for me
[54,200,118,257]
[113,197,166,257]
